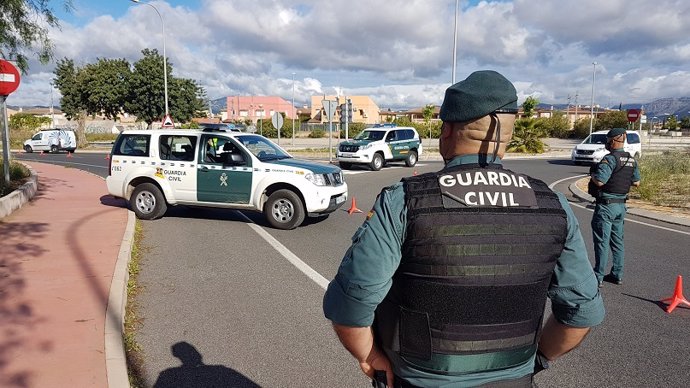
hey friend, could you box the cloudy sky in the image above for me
[7,0,690,111]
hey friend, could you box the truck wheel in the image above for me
[339,162,352,170]
[370,153,384,171]
[131,183,167,220]
[50,145,59,153]
[405,150,418,167]
[264,189,305,230]
[24,145,33,153]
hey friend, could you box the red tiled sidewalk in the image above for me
[0,162,131,387]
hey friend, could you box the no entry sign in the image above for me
[627,109,640,123]
[0,60,20,96]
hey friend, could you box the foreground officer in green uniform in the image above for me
[590,128,641,286]
[323,70,605,387]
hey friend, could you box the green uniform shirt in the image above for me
[323,155,605,387]
[593,150,641,199]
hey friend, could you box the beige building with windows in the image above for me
[309,95,379,125]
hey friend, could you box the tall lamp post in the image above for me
[292,72,296,145]
[588,61,597,137]
[131,0,169,118]
[451,0,459,84]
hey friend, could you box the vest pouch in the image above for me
[400,306,432,361]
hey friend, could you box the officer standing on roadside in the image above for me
[323,70,605,387]
[590,128,641,287]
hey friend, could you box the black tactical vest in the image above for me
[601,151,636,195]
[374,164,568,375]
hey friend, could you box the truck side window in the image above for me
[114,134,150,157]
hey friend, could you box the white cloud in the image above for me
[8,0,690,112]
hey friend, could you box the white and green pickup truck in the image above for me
[336,124,423,171]
[106,128,348,229]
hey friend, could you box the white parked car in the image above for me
[571,130,642,165]
[106,128,348,229]
[23,129,77,153]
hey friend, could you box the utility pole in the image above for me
[589,62,597,137]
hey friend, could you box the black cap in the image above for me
[439,70,518,122]
[607,128,626,138]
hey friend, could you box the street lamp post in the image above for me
[451,0,459,84]
[131,0,169,118]
[292,72,296,146]
[588,61,597,137]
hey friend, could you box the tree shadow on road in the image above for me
[153,341,260,388]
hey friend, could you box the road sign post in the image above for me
[627,109,640,123]
[1,60,21,185]
[161,114,175,128]
[271,112,284,144]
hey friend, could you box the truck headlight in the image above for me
[360,143,373,150]
[305,172,328,186]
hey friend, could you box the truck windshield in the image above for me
[236,135,291,161]
[353,130,386,141]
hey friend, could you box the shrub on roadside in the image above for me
[0,159,31,196]
[309,129,325,138]
[632,150,690,208]
[507,118,546,153]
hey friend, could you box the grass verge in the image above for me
[124,221,147,388]
[631,150,690,208]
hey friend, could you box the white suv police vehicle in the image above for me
[571,129,642,165]
[106,129,348,229]
[336,124,423,171]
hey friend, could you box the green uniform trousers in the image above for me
[591,201,627,281]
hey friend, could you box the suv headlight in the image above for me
[360,143,373,150]
[305,172,328,186]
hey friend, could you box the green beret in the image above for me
[440,70,518,122]
[607,128,626,138]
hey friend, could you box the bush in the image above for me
[633,150,690,208]
[507,118,546,153]
[309,129,325,138]
[340,122,367,139]
[0,159,31,196]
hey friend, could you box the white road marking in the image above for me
[551,175,690,236]
[236,212,330,290]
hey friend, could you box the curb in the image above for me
[105,209,135,388]
[0,163,38,218]
[569,178,690,227]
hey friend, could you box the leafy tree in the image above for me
[507,118,546,153]
[522,96,539,118]
[680,116,690,129]
[126,49,170,127]
[665,115,679,130]
[0,0,73,73]
[79,58,131,120]
[594,111,627,132]
[168,78,206,123]
[340,122,366,139]
[53,58,88,146]
[422,104,435,141]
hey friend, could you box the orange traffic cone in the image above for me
[346,196,363,215]
[105,153,110,160]
[66,152,73,158]
[661,275,690,313]
[413,169,418,176]
[40,151,45,157]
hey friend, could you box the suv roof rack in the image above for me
[373,123,397,128]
